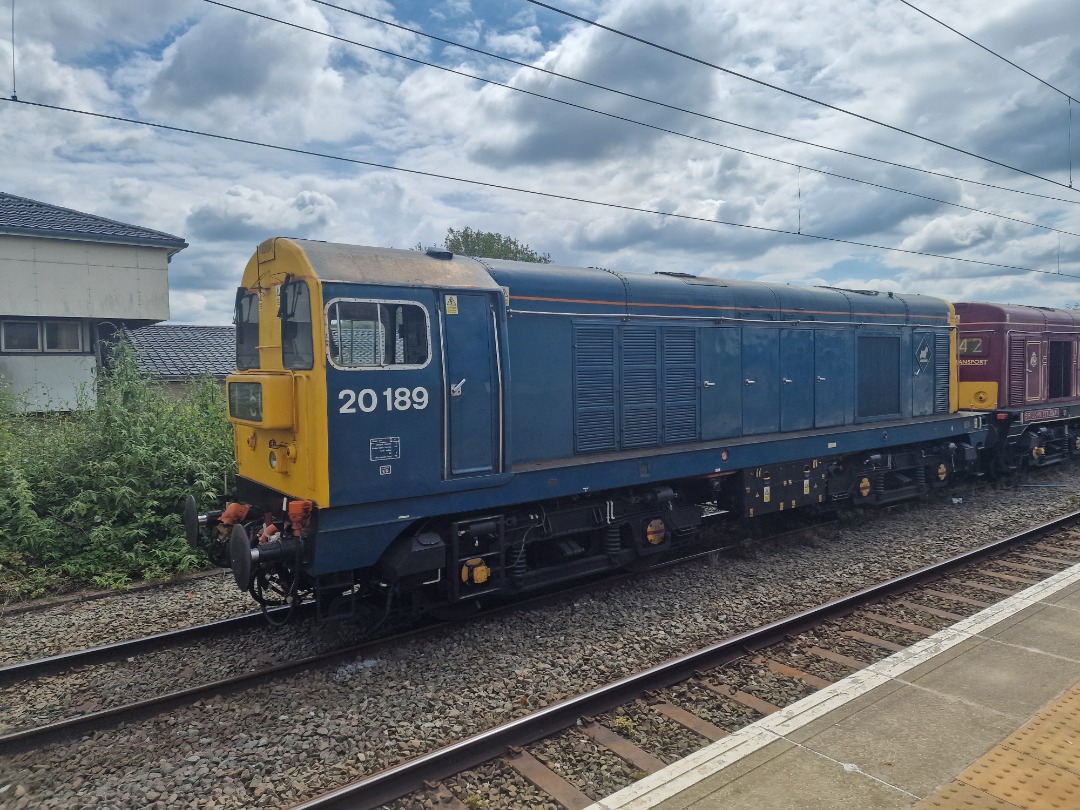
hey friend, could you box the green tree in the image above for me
[442,227,552,263]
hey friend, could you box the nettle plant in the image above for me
[0,348,234,598]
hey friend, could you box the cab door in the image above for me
[441,291,504,477]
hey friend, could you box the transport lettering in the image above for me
[338,387,429,413]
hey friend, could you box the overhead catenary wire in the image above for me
[897,0,1078,102]
[205,0,1080,241]
[897,0,1076,189]
[3,95,1078,282]
[526,0,1080,193]
[308,0,1079,207]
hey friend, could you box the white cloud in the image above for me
[485,26,544,58]
[0,0,1076,326]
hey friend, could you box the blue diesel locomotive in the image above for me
[189,238,988,622]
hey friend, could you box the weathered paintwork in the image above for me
[955,302,1080,411]
[228,240,972,576]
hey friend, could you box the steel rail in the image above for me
[0,568,229,618]
[287,510,1080,810]
[0,610,428,757]
[0,606,302,685]
[0,532,751,689]
[0,539,761,757]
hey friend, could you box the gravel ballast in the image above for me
[1,470,1078,809]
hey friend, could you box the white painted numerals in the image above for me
[339,387,429,414]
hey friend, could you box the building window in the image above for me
[1,321,41,351]
[44,321,83,352]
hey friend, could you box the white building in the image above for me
[0,192,187,411]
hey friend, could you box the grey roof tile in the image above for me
[123,324,235,380]
[0,192,187,252]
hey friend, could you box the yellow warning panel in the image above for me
[915,782,1021,809]
[1007,720,1080,775]
[917,680,1080,809]
[960,748,1078,808]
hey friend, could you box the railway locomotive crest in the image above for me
[915,339,931,375]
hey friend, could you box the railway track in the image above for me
[0,568,229,619]
[0,608,289,684]
[283,510,1080,810]
[1,479,1076,810]
[1,529,804,758]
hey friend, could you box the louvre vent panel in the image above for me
[623,368,659,405]
[664,367,697,396]
[934,333,951,413]
[622,409,660,446]
[574,325,618,453]
[663,330,697,365]
[1008,340,1026,406]
[576,413,617,452]
[576,329,616,363]
[622,329,658,364]
[575,324,701,453]
[662,328,700,444]
[621,327,659,448]
[577,370,616,407]
[663,406,698,442]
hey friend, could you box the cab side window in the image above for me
[235,291,260,370]
[326,300,429,369]
[281,280,314,370]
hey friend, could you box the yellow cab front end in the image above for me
[226,238,330,507]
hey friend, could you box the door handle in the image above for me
[816,376,827,382]
[782,378,793,384]
[744,379,756,386]
[450,378,466,396]
[703,380,716,388]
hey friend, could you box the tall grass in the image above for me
[0,348,235,599]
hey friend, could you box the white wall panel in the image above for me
[0,235,169,320]
[4,257,39,316]
[0,235,37,261]
[0,354,97,411]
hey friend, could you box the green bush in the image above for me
[0,348,235,599]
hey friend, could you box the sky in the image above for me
[1,0,1079,325]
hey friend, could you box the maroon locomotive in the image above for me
[955,302,1080,471]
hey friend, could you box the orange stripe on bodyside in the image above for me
[957,321,1080,328]
[509,295,950,320]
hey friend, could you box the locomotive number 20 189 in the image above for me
[338,387,429,413]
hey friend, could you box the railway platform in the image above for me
[587,560,1080,810]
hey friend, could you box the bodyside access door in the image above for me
[741,328,780,435]
[780,329,814,431]
[813,330,849,427]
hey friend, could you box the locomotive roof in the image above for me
[283,240,951,325]
[953,301,1080,329]
[290,239,501,291]
[476,257,951,325]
